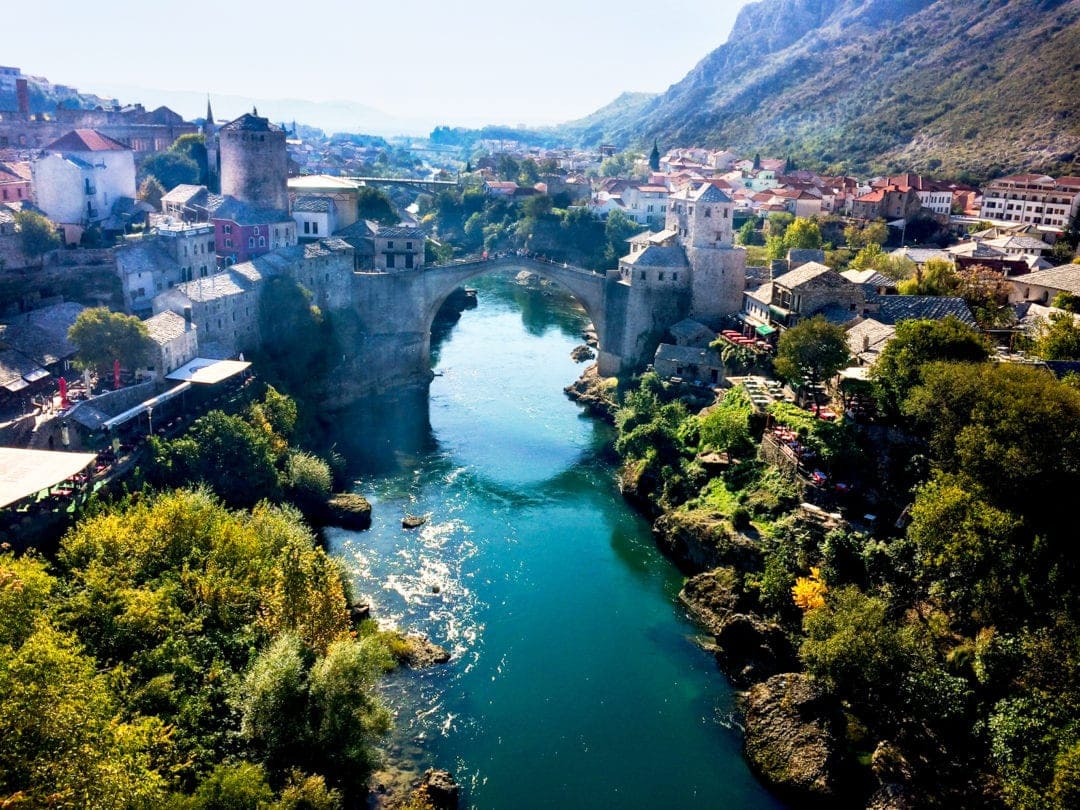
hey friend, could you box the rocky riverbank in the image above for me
[563,364,618,422]
[615,403,918,808]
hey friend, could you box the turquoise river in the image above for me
[325,272,787,810]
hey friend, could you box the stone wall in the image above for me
[688,246,747,326]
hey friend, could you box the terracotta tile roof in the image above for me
[44,129,130,152]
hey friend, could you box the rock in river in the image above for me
[323,493,372,530]
[744,672,851,805]
[398,634,451,668]
[413,768,460,809]
[402,514,427,529]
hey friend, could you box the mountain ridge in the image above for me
[561,0,1080,179]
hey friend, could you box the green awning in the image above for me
[756,324,777,337]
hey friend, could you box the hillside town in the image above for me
[3,0,1080,803]
[3,67,1079,466]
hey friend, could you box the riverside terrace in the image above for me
[0,358,254,547]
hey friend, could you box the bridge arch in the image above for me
[419,256,611,371]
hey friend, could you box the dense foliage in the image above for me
[421,181,639,271]
[612,320,1080,806]
[0,489,392,807]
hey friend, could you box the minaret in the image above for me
[204,95,220,192]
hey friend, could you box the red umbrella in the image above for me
[114,359,121,390]
[58,376,68,408]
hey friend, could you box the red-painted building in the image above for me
[0,161,31,203]
[207,196,295,264]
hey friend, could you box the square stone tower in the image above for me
[667,182,746,325]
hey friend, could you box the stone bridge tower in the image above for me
[667,182,746,325]
[218,110,288,211]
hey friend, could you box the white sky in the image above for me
[4,0,753,127]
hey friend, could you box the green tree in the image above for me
[517,158,540,187]
[844,220,889,249]
[800,585,915,709]
[897,257,960,296]
[139,175,166,210]
[186,762,274,810]
[1051,292,1080,313]
[649,140,660,172]
[764,233,786,261]
[604,209,641,265]
[238,634,392,795]
[170,133,209,186]
[697,386,754,456]
[14,209,61,256]
[870,316,989,418]
[0,619,168,807]
[67,306,153,377]
[140,150,200,191]
[157,411,281,507]
[1033,312,1080,360]
[737,218,763,246]
[906,475,1026,625]
[599,152,636,178]
[773,316,850,402]
[849,242,888,273]
[783,216,823,250]
[355,186,397,225]
[496,154,519,181]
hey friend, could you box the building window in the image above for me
[406,241,413,249]
[304,222,310,234]
[704,207,711,218]
[312,222,318,235]
[254,226,260,235]
[672,273,678,282]
[640,271,646,280]
[224,224,231,234]
[387,241,394,249]
[386,254,395,269]
[249,237,255,248]
[659,272,665,281]
[259,236,265,247]
[225,238,232,248]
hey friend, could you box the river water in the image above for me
[325,273,785,810]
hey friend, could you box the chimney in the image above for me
[862,335,870,352]
[183,306,192,326]
[15,79,29,114]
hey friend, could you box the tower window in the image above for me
[704,207,711,218]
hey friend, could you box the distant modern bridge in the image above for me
[343,176,458,194]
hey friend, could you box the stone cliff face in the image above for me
[565,0,1080,178]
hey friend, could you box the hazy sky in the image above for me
[4,0,753,127]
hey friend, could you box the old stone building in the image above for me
[217,112,289,212]
[115,221,216,313]
[142,309,197,378]
[151,238,354,358]
[372,226,426,271]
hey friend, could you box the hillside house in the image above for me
[31,129,136,242]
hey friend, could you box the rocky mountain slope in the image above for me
[562,0,1080,179]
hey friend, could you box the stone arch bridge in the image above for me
[343,255,690,395]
